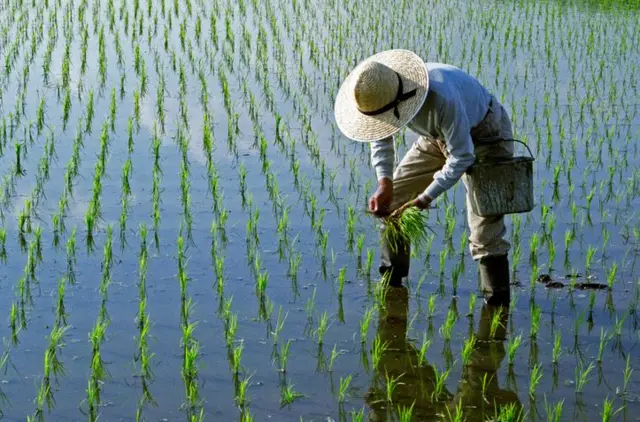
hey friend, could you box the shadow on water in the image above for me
[365,286,522,421]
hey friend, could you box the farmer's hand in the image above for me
[369,178,393,217]
[391,196,432,218]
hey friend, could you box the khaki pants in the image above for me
[390,97,514,261]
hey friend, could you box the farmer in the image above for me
[334,50,514,305]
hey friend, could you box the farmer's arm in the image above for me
[368,137,394,215]
[370,137,394,182]
[418,95,475,203]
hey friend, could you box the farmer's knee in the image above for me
[468,213,509,260]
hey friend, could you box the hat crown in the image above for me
[353,61,399,113]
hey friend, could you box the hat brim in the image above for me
[334,50,429,142]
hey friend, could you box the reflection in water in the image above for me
[365,286,522,421]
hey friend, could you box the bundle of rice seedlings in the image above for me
[382,207,432,254]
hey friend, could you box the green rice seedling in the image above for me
[585,245,597,274]
[428,294,436,319]
[371,334,388,370]
[36,97,46,136]
[35,323,69,414]
[438,249,448,278]
[350,408,364,422]
[10,302,19,344]
[56,277,67,327]
[13,142,26,177]
[287,252,301,282]
[397,401,416,422]
[587,291,597,321]
[597,328,610,363]
[182,336,201,415]
[109,88,117,133]
[418,333,432,367]
[613,314,626,338]
[493,402,525,421]
[384,370,404,403]
[466,293,476,317]
[443,397,465,422]
[530,304,541,338]
[431,364,452,402]
[544,398,564,422]
[0,227,6,263]
[52,213,62,248]
[415,271,428,293]
[85,89,94,133]
[18,198,31,233]
[529,363,543,398]
[337,267,346,297]
[451,262,463,295]
[601,396,622,422]
[359,306,375,344]
[623,354,632,393]
[235,374,252,410]
[256,271,269,297]
[87,319,110,412]
[461,334,476,366]
[529,233,539,266]
[62,89,71,131]
[552,330,562,364]
[490,307,506,339]
[271,306,287,344]
[606,262,617,289]
[225,314,238,349]
[356,233,365,260]
[337,374,352,403]
[280,383,304,407]
[382,207,431,254]
[327,344,342,372]
[439,306,458,341]
[305,287,316,320]
[278,340,291,373]
[315,311,329,345]
[230,342,243,375]
[574,361,595,394]
[507,334,522,366]
[66,227,77,284]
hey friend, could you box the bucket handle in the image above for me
[475,137,535,160]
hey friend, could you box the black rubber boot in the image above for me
[379,229,410,287]
[478,254,511,307]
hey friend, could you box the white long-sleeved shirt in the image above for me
[370,63,492,201]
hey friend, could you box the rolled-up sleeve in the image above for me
[421,96,475,201]
[370,137,395,181]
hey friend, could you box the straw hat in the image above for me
[334,49,429,142]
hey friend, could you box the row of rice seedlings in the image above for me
[135,225,155,420]
[84,120,111,251]
[10,233,43,342]
[52,119,84,246]
[177,233,202,418]
[217,292,254,419]
[118,118,135,247]
[32,277,69,420]
[85,302,110,421]
[176,127,193,241]
[151,122,162,248]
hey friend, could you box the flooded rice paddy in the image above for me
[0,0,638,420]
